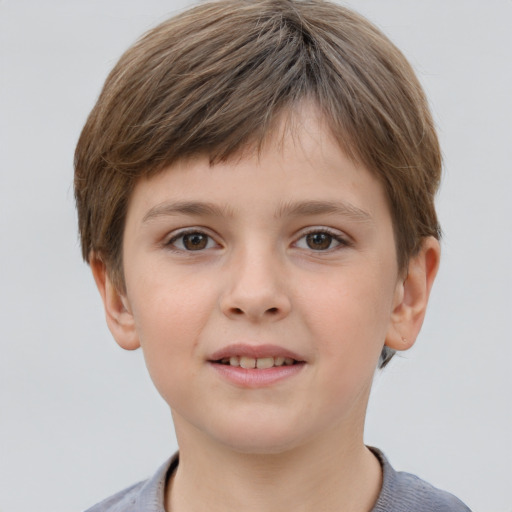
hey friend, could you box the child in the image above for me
[74,0,471,510]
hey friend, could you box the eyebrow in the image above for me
[142,201,234,223]
[142,199,372,224]
[275,200,373,223]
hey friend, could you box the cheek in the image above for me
[304,270,395,337]
[297,264,397,381]
[130,268,215,338]
[127,275,217,396]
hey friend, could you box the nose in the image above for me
[220,248,291,322]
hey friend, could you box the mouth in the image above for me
[215,356,300,369]
[209,348,305,388]
[208,344,306,384]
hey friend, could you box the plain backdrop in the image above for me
[1,1,511,511]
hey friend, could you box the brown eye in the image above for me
[168,231,216,251]
[295,229,347,252]
[182,233,209,250]
[305,232,333,250]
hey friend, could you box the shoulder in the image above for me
[370,448,472,512]
[84,480,146,512]
[83,455,178,512]
[388,470,472,511]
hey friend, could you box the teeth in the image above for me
[256,357,274,369]
[240,356,256,369]
[220,356,297,368]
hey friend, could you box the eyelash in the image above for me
[165,229,219,252]
[294,228,351,252]
[164,227,351,253]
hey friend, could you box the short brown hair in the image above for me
[75,0,441,365]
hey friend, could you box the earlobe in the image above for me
[90,255,141,351]
[385,237,441,351]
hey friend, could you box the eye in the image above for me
[167,230,217,251]
[295,229,347,251]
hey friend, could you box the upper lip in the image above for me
[209,344,305,362]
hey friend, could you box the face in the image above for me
[114,110,406,454]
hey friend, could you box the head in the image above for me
[74,0,441,368]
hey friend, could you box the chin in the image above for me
[172,400,332,457]
[212,420,313,456]
[224,438,301,456]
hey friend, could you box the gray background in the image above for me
[1,1,511,510]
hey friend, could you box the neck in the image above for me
[166,421,382,512]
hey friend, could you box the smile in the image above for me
[208,344,306,387]
[217,356,297,369]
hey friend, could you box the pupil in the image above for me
[184,233,207,250]
[306,233,331,250]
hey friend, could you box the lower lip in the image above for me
[209,362,305,388]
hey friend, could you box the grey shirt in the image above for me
[84,449,471,511]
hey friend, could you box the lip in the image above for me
[208,344,306,389]
[210,363,305,388]
[208,344,305,362]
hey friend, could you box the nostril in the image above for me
[267,307,279,314]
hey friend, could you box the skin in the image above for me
[92,107,440,512]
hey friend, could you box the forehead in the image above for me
[125,106,390,231]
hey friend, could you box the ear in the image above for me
[385,237,441,351]
[90,255,140,351]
